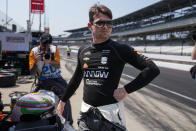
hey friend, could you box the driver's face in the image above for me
[89,13,112,41]
[40,42,50,51]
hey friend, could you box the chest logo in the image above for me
[83,57,90,61]
[83,63,88,68]
[84,51,91,55]
[101,57,108,64]
[136,51,141,55]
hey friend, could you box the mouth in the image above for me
[101,30,108,33]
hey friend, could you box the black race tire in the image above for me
[0,68,18,79]
[0,72,16,87]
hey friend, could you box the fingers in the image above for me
[57,100,66,116]
[35,54,42,62]
[35,53,51,64]
[43,58,51,64]
[42,54,51,64]
[113,88,128,102]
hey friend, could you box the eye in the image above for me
[94,20,112,28]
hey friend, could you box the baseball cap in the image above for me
[40,33,53,44]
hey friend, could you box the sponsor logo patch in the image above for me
[102,50,110,54]
[83,57,90,61]
[84,70,109,79]
[84,51,91,55]
[83,63,88,68]
[137,51,141,55]
[98,66,109,70]
[86,79,102,86]
[101,57,108,64]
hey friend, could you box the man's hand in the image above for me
[35,53,42,65]
[43,56,51,65]
[57,100,66,115]
[113,87,128,102]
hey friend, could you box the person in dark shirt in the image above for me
[190,31,196,79]
[191,31,196,60]
[57,4,160,130]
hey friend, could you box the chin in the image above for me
[97,35,107,39]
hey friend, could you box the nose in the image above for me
[103,24,108,28]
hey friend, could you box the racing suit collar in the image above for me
[92,39,111,49]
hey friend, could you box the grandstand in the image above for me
[54,0,196,56]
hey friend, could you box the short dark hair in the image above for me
[89,4,112,23]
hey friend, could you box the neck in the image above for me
[93,37,109,44]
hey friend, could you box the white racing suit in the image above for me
[78,101,127,131]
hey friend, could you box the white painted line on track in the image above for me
[63,58,77,62]
[122,74,196,103]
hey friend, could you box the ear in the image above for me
[88,22,92,31]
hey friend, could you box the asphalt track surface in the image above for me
[123,65,196,108]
